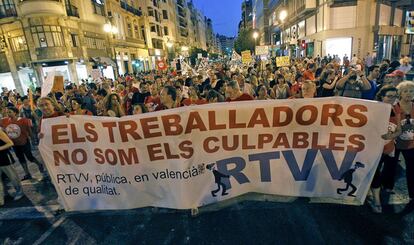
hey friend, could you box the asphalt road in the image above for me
[0,147,413,244]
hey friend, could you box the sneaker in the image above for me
[13,192,24,201]
[21,175,32,181]
[370,203,382,214]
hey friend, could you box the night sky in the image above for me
[192,0,244,37]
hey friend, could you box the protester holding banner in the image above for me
[394,81,414,209]
[370,85,401,213]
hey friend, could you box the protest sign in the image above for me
[39,98,390,211]
[41,72,64,97]
[241,50,252,64]
[276,56,290,67]
[255,46,269,56]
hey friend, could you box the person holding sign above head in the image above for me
[0,107,45,180]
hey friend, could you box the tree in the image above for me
[189,47,208,66]
[234,29,255,54]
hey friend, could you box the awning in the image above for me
[92,57,117,67]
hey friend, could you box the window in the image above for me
[153,0,158,8]
[31,25,64,48]
[141,26,147,44]
[127,23,133,37]
[92,0,105,16]
[148,8,153,17]
[150,24,156,33]
[70,33,79,47]
[154,10,159,22]
[163,26,169,36]
[134,25,140,39]
[9,36,27,51]
[162,10,168,19]
[156,25,161,36]
[85,37,105,49]
[0,0,17,18]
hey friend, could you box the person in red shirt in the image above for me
[155,86,177,111]
[225,80,254,102]
[303,63,316,81]
[1,107,45,180]
[394,81,414,212]
[182,86,207,106]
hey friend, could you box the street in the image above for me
[0,148,413,244]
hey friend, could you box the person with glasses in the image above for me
[394,81,414,213]
[369,85,401,213]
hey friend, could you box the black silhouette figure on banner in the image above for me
[206,163,230,197]
[337,162,365,197]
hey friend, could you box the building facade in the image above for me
[252,0,270,45]
[267,0,413,61]
[217,35,235,56]
[238,0,253,33]
[0,0,214,93]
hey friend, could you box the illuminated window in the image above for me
[9,36,27,51]
[92,0,105,16]
[31,25,64,48]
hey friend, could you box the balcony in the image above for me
[19,0,65,17]
[66,5,79,18]
[0,4,17,18]
[120,1,142,16]
[177,0,185,8]
[179,21,187,28]
[327,0,357,7]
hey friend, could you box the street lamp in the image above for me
[103,22,119,78]
[253,31,259,50]
[253,31,259,41]
[104,23,118,35]
[279,9,288,22]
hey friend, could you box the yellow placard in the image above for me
[241,50,252,64]
[276,56,290,67]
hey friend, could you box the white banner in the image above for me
[39,98,390,211]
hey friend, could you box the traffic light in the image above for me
[301,40,306,49]
[406,11,414,34]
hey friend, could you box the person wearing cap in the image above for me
[385,70,405,87]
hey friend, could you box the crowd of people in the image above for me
[0,53,413,214]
